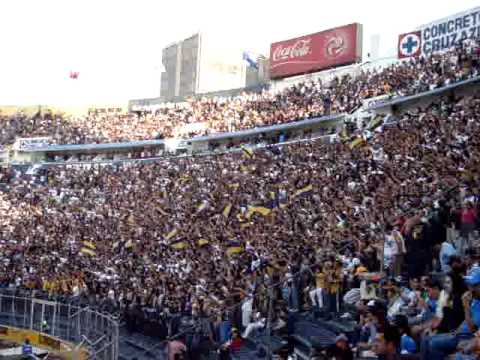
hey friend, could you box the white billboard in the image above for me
[398,7,480,58]
[196,33,246,94]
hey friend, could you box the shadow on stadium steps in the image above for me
[118,327,168,360]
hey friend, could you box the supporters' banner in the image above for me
[80,248,96,257]
[165,229,178,240]
[241,146,254,158]
[197,200,208,213]
[398,7,480,58]
[171,240,187,250]
[368,116,385,131]
[349,137,366,150]
[246,206,272,219]
[227,183,240,190]
[82,241,96,250]
[236,213,246,223]
[293,184,313,198]
[197,239,210,247]
[268,191,279,209]
[270,23,363,79]
[13,137,52,151]
[226,241,244,256]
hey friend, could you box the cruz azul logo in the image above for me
[398,31,422,59]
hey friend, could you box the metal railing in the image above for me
[0,291,119,359]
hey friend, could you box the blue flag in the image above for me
[242,52,258,69]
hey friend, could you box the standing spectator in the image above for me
[457,201,478,253]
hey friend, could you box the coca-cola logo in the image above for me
[326,35,346,58]
[273,39,312,62]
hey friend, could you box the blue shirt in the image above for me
[218,320,232,344]
[440,242,456,272]
[427,298,438,314]
[459,299,480,334]
[401,334,417,354]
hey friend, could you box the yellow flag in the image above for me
[293,184,313,198]
[197,201,208,212]
[165,229,178,240]
[349,137,366,150]
[222,203,232,218]
[82,241,96,250]
[227,246,243,256]
[80,248,96,257]
[241,146,254,158]
[197,239,210,247]
[171,241,187,250]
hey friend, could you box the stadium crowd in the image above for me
[0,90,479,359]
[0,40,479,146]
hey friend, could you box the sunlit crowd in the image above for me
[0,40,479,360]
[1,41,479,146]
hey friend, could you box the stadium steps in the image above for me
[118,328,167,360]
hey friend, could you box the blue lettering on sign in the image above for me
[420,10,480,55]
[455,17,463,31]
[424,28,431,40]
[438,23,447,36]
[423,41,432,54]
[451,33,458,45]
[472,11,480,26]
[447,20,455,33]
[441,36,450,50]
[470,27,476,39]
[402,36,419,54]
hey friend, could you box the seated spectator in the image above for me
[219,327,243,359]
[393,315,418,356]
[329,333,353,360]
[423,266,480,359]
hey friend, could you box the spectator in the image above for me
[423,266,480,359]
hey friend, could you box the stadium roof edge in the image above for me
[22,113,343,153]
[369,75,480,110]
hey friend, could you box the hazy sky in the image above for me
[0,0,478,106]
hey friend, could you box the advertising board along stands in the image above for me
[0,325,87,359]
[398,6,480,58]
[269,23,363,79]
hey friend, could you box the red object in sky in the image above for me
[269,23,363,79]
[69,71,79,79]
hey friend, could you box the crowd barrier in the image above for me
[0,291,119,359]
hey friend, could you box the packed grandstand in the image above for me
[1,42,479,146]
[1,17,480,360]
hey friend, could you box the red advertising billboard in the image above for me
[269,23,363,79]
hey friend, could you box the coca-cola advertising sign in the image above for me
[270,23,363,79]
